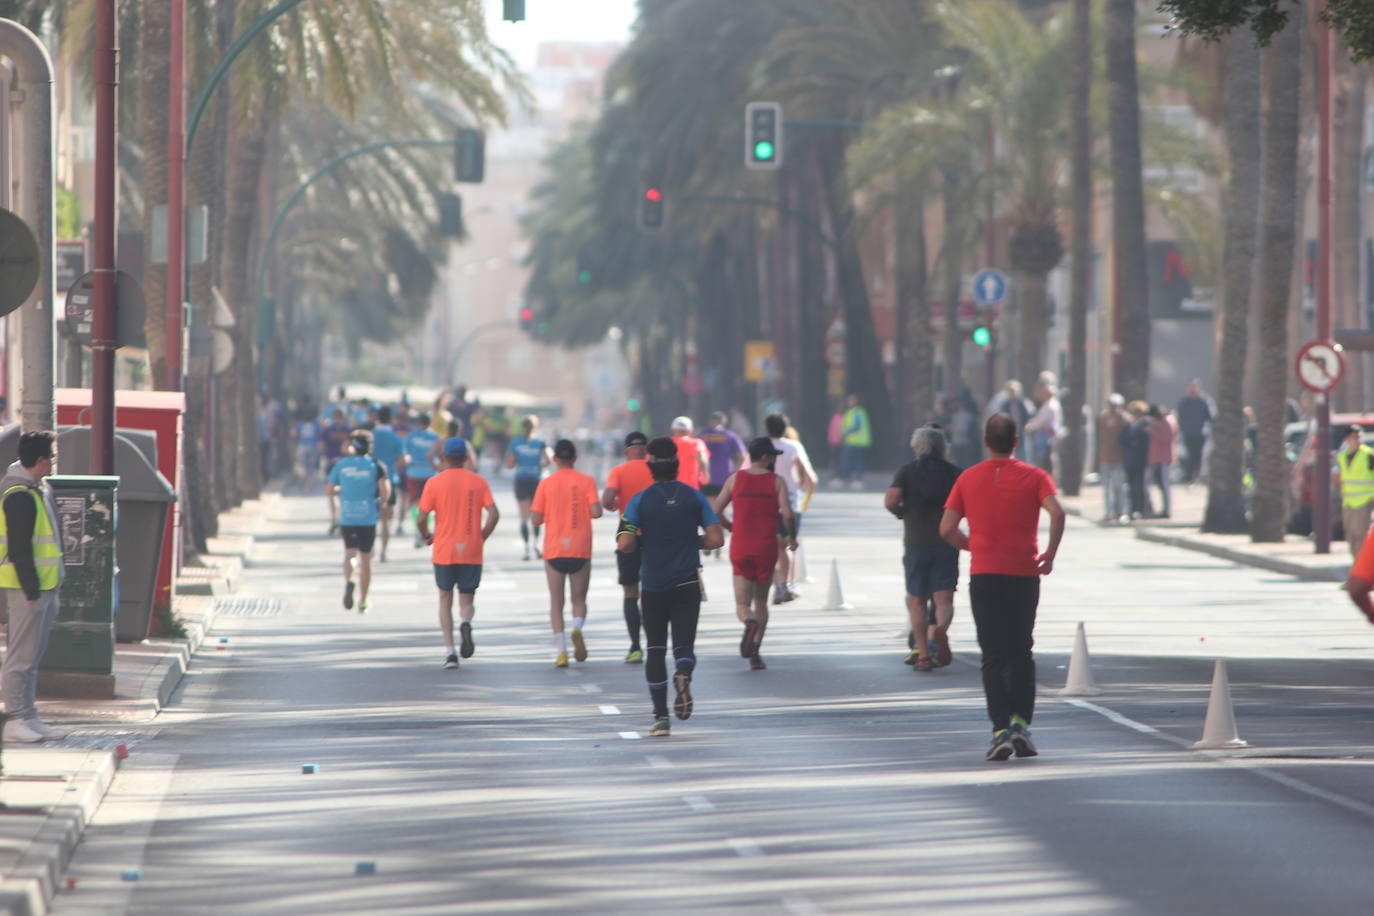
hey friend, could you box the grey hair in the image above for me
[910,426,947,460]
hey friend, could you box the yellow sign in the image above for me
[744,340,775,382]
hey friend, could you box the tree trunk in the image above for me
[1333,41,1366,412]
[942,172,964,401]
[1015,269,1049,385]
[1203,34,1261,534]
[896,185,932,430]
[1250,17,1304,542]
[1106,0,1151,399]
[138,0,170,384]
[795,143,830,455]
[1062,0,1092,497]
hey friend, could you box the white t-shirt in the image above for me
[772,437,816,512]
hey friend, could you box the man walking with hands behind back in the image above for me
[940,414,1065,762]
[0,431,67,742]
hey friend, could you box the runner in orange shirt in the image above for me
[531,439,604,667]
[670,416,710,489]
[602,431,655,662]
[1344,532,1374,624]
[418,437,499,670]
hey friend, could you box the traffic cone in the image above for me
[796,543,814,583]
[1191,659,1248,749]
[825,559,851,610]
[1058,621,1104,696]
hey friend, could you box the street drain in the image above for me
[213,597,283,617]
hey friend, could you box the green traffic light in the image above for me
[627,397,641,412]
[578,270,592,284]
[754,140,775,161]
[972,327,991,347]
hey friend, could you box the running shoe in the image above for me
[624,648,644,663]
[554,652,569,668]
[343,580,355,610]
[904,650,919,666]
[772,586,785,605]
[986,729,1016,761]
[358,599,370,614]
[460,621,475,658]
[740,619,759,658]
[1010,721,1038,758]
[673,671,693,720]
[749,653,766,670]
[443,653,459,669]
[934,632,952,668]
[914,655,934,672]
[522,548,531,561]
[571,628,587,662]
[378,552,387,564]
[649,715,671,737]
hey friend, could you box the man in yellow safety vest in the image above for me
[1338,425,1374,559]
[0,431,66,742]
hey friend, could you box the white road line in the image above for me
[598,705,621,715]
[618,731,641,740]
[682,795,714,812]
[644,755,672,768]
[1063,698,1169,738]
[727,837,764,858]
[580,683,603,694]
[782,895,824,915]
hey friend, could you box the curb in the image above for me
[1134,527,1347,583]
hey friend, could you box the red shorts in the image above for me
[731,549,778,585]
[406,477,429,502]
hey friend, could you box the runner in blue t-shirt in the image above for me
[402,413,440,547]
[326,430,390,613]
[371,405,405,561]
[505,415,551,561]
[294,411,322,483]
[618,437,725,738]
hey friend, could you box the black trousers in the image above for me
[1183,433,1205,483]
[969,574,1040,732]
[1126,465,1152,517]
[642,581,701,691]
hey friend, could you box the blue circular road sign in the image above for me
[972,269,1008,306]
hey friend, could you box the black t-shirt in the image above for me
[890,458,962,548]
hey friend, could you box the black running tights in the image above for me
[968,573,1040,732]
[642,582,701,688]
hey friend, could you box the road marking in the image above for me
[618,731,641,740]
[782,896,824,915]
[644,755,671,768]
[682,795,714,812]
[727,837,764,858]
[1064,698,1166,737]
[598,705,621,715]
[580,683,603,694]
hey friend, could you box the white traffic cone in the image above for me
[825,558,852,610]
[1059,621,1104,696]
[1191,659,1248,749]
[796,543,814,583]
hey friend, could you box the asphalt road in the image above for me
[53,479,1374,914]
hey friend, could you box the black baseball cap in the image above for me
[624,431,648,448]
[553,438,577,459]
[748,436,784,461]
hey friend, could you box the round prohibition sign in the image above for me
[1295,340,1345,394]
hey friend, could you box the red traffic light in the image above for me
[644,187,662,202]
[519,307,534,321]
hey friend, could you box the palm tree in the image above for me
[1250,15,1304,542]
[1061,0,1092,497]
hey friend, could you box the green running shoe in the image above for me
[986,728,1016,761]
[649,715,671,737]
[624,648,644,663]
[1010,722,1038,758]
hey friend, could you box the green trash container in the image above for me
[39,475,118,696]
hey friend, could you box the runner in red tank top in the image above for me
[712,438,796,669]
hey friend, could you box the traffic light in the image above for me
[518,305,534,333]
[972,326,991,347]
[437,193,463,237]
[745,102,783,170]
[503,0,525,22]
[454,127,485,183]
[639,185,666,231]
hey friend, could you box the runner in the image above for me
[530,439,603,667]
[618,437,725,737]
[765,412,816,604]
[712,437,794,671]
[319,407,353,535]
[699,411,747,498]
[371,405,405,562]
[940,414,1065,761]
[506,415,551,561]
[401,413,440,546]
[417,437,500,669]
[293,406,322,485]
[886,426,962,672]
[326,430,390,614]
[602,431,654,662]
[669,416,710,490]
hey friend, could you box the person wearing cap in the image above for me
[418,437,499,669]
[505,415,552,561]
[1338,424,1374,558]
[699,411,747,498]
[531,439,604,667]
[619,437,725,737]
[669,416,710,489]
[886,426,962,672]
[603,431,655,662]
[712,437,794,670]
[1096,394,1129,524]
[326,429,390,613]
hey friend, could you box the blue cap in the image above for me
[443,437,468,457]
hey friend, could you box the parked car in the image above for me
[1287,413,1374,536]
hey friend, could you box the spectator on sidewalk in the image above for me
[0,431,67,743]
[838,393,872,488]
[1176,379,1213,484]
[1097,394,1129,523]
[1147,405,1177,519]
[1121,401,1154,520]
[1024,376,1062,478]
[1338,426,1374,559]
[985,380,1033,461]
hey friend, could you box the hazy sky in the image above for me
[486,0,639,70]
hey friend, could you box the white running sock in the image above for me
[556,632,568,653]
[573,617,585,632]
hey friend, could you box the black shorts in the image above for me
[548,557,588,575]
[702,484,722,498]
[434,563,482,594]
[514,476,539,501]
[616,547,642,586]
[341,525,376,553]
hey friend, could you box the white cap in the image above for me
[1108,393,1125,406]
[670,415,693,432]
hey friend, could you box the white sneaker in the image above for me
[4,718,47,742]
[25,719,66,739]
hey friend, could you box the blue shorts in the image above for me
[903,544,958,597]
[434,563,482,594]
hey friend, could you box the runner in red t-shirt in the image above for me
[602,431,655,662]
[940,413,1065,762]
[713,438,795,670]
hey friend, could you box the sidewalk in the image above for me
[1060,479,1350,583]
[0,494,272,916]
